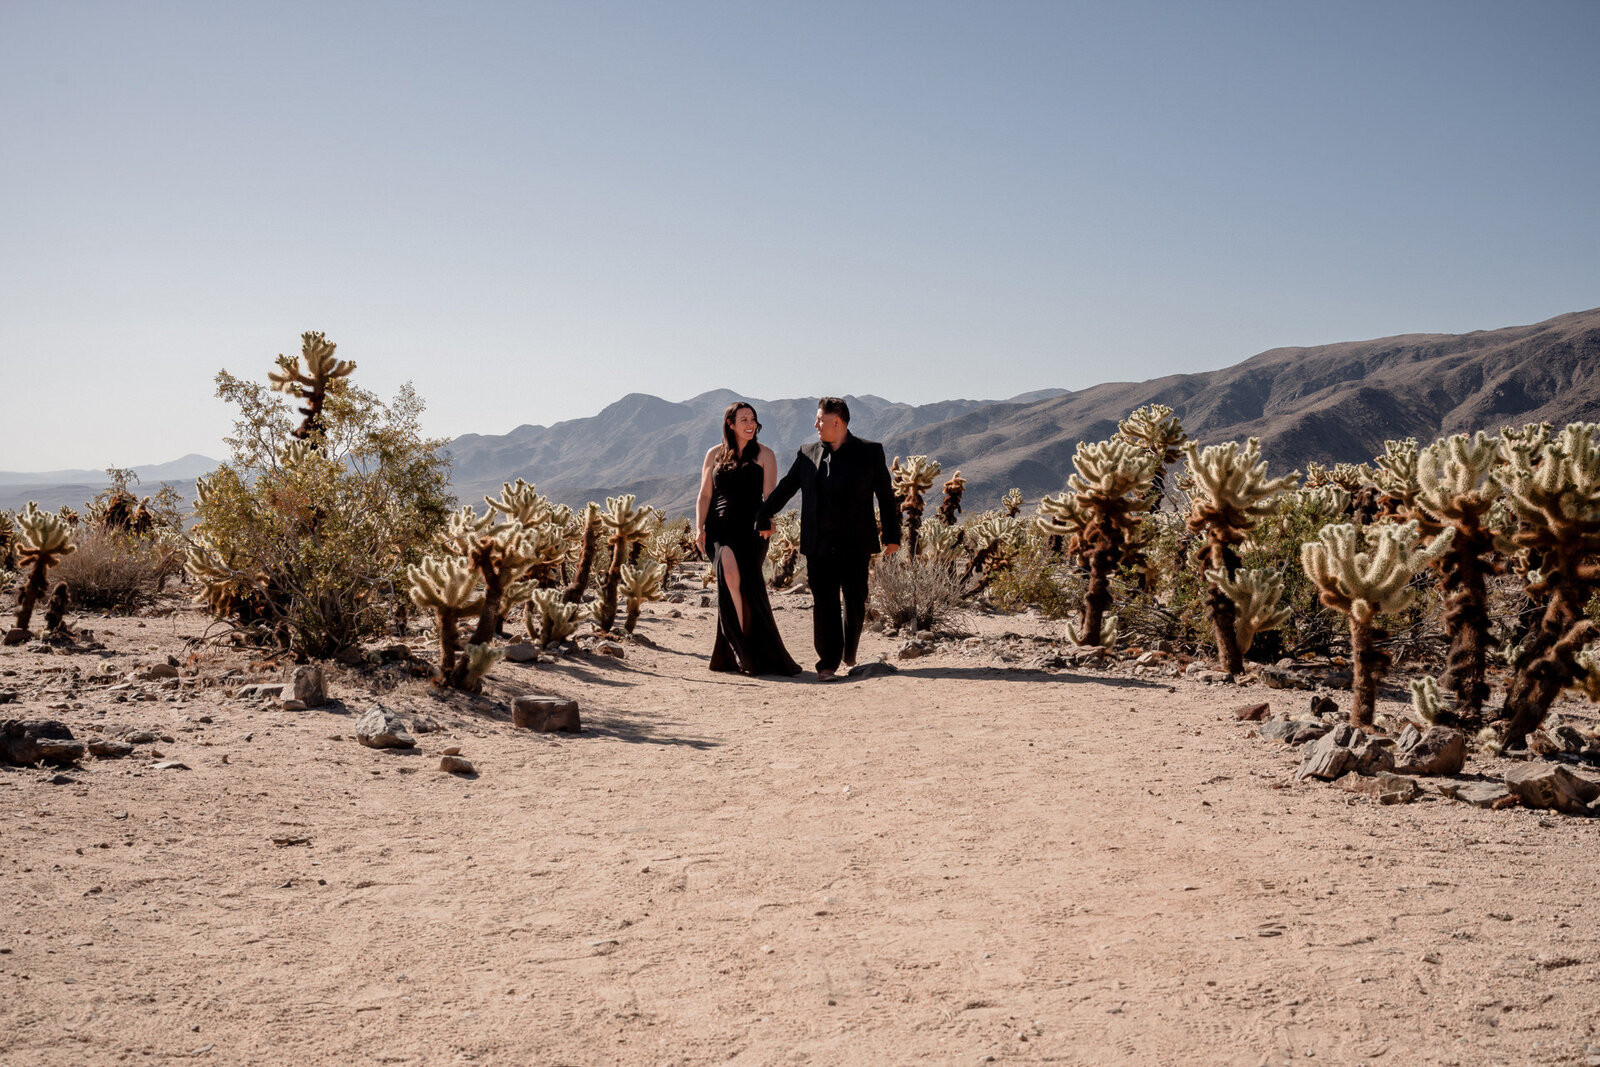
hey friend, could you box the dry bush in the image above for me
[50,528,181,611]
[869,554,968,632]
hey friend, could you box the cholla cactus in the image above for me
[1492,422,1600,747]
[919,520,963,559]
[1205,567,1290,658]
[563,502,602,603]
[461,519,543,652]
[1301,520,1454,726]
[485,479,571,529]
[460,643,503,692]
[268,331,356,443]
[526,587,581,648]
[0,510,17,570]
[1115,404,1187,506]
[7,502,78,642]
[1182,438,1298,673]
[42,582,70,633]
[1409,675,1445,724]
[407,555,484,684]
[620,561,666,633]
[1410,431,1505,722]
[1043,438,1159,648]
[1001,488,1024,518]
[1297,485,1351,521]
[963,512,1024,589]
[1372,438,1420,516]
[767,511,803,589]
[596,495,652,633]
[936,470,966,526]
[890,455,942,556]
[57,505,80,527]
[278,439,317,471]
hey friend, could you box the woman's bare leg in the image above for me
[717,546,747,632]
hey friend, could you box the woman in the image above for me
[695,402,801,676]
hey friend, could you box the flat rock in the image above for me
[512,696,582,733]
[503,642,540,663]
[354,707,417,749]
[86,739,135,759]
[288,665,326,707]
[279,699,309,712]
[1341,771,1420,804]
[1260,720,1331,746]
[846,661,898,679]
[134,664,180,681]
[1436,780,1512,808]
[150,760,191,771]
[439,754,476,775]
[1393,726,1466,776]
[1502,762,1600,815]
[897,641,926,660]
[1260,666,1315,691]
[1,719,85,766]
[237,683,286,700]
[594,641,626,658]
[1231,703,1271,721]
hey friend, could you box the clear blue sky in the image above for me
[3,1,1597,471]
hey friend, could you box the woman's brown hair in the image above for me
[717,402,762,471]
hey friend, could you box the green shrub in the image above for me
[188,334,453,658]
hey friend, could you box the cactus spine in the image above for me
[1300,521,1454,726]
[1182,438,1298,673]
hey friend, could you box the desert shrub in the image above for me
[50,527,182,610]
[869,553,968,632]
[187,333,453,658]
[985,536,1081,619]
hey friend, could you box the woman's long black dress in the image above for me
[706,461,802,676]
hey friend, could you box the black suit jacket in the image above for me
[759,434,901,557]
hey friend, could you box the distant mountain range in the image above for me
[446,307,1600,516]
[0,454,219,514]
[8,308,1599,519]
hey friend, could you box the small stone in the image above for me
[86,739,134,759]
[897,641,926,660]
[439,755,475,775]
[1231,703,1271,721]
[513,695,582,733]
[0,690,18,705]
[1297,730,1355,780]
[1,719,85,766]
[151,760,191,771]
[503,642,540,663]
[594,641,626,658]
[1308,695,1340,719]
[288,665,326,707]
[135,664,180,681]
[408,713,442,734]
[1393,726,1466,776]
[1260,665,1314,691]
[354,706,417,749]
[279,699,309,712]
[441,745,462,756]
[846,661,898,679]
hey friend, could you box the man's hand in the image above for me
[882,543,900,557]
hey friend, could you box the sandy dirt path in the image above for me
[3,592,1599,1066]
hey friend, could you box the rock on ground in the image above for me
[354,707,417,749]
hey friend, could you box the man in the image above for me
[758,397,900,680]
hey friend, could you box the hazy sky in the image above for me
[3,1,1598,472]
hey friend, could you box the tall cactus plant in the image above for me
[596,495,652,633]
[936,470,966,527]
[1038,438,1159,647]
[1493,423,1600,748]
[1182,438,1298,673]
[7,503,78,643]
[1301,521,1454,726]
[1115,404,1187,507]
[890,455,942,557]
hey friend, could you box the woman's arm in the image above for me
[760,445,778,497]
[694,447,717,555]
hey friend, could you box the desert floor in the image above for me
[3,578,1599,1067]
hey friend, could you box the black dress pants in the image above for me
[806,549,870,672]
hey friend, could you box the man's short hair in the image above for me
[817,397,850,424]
